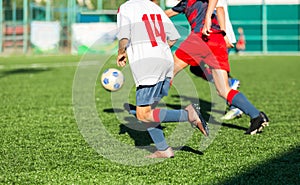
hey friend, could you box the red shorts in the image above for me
[175,30,230,72]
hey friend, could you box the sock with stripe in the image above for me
[147,125,169,151]
[152,109,188,123]
[227,89,260,119]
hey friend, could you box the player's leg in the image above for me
[203,31,268,134]
[135,79,208,158]
[211,69,231,98]
[136,79,208,136]
[188,64,243,120]
[125,100,209,137]
[135,104,207,158]
[189,63,213,82]
[221,106,243,120]
[221,77,244,120]
[173,32,210,80]
[227,88,269,134]
[134,80,171,158]
[173,54,189,79]
[135,105,173,158]
[123,100,159,116]
[211,69,268,134]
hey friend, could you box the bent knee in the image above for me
[216,89,230,99]
[215,89,226,99]
[136,111,152,122]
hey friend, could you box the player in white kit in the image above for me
[117,0,208,158]
[216,0,236,48]
[216,0,244,120]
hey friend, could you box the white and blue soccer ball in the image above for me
[101,68,124,91]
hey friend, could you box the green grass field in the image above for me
[0,55,299,184]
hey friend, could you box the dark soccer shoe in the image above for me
[185,104,209,136]
[245,112,269,135]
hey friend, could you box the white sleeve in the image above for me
[161,10,180,41]
[216,0,226,7]
[116,5,131,40]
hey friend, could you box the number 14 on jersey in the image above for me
[142,14,166,47]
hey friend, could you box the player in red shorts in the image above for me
[165,0,269,134]
[235,27,246,54]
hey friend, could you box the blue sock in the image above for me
[229,105,237,110]
[147,126,169,151]
[153,109,188,122]
[231,92,260,119]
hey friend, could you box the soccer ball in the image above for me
[101,68,124,91]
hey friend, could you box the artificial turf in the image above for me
[0,54,299,184]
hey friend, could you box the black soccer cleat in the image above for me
[245,112,269,135]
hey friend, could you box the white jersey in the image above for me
[117,0,180,87]
[216,0,236,43]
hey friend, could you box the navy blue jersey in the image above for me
[172,0,220,33]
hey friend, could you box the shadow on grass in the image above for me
[103,95,248,152]
[119,121,203,156]
[119,119,154,147]
[103,108,124,113]
[104,95,247,154]
[174,146,203,155]
[218,146,300,185]
[0,68,51,78]
[220,122,247,131]
[169,95,247,132]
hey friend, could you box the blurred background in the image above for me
[0,0,299,55]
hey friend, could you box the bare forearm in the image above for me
[118,38,128,54]
[216,7,225,31]
[206,0,218,18]
[117,38,128,67]
[203,0,219,35]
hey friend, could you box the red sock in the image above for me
[227,89,239,105]
[153,109,161,122]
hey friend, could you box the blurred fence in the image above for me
[229,3,299,53]
[0,0,299,55]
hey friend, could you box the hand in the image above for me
[202,17,212,36]
[224,36,234,48]
[117,53,127,67]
